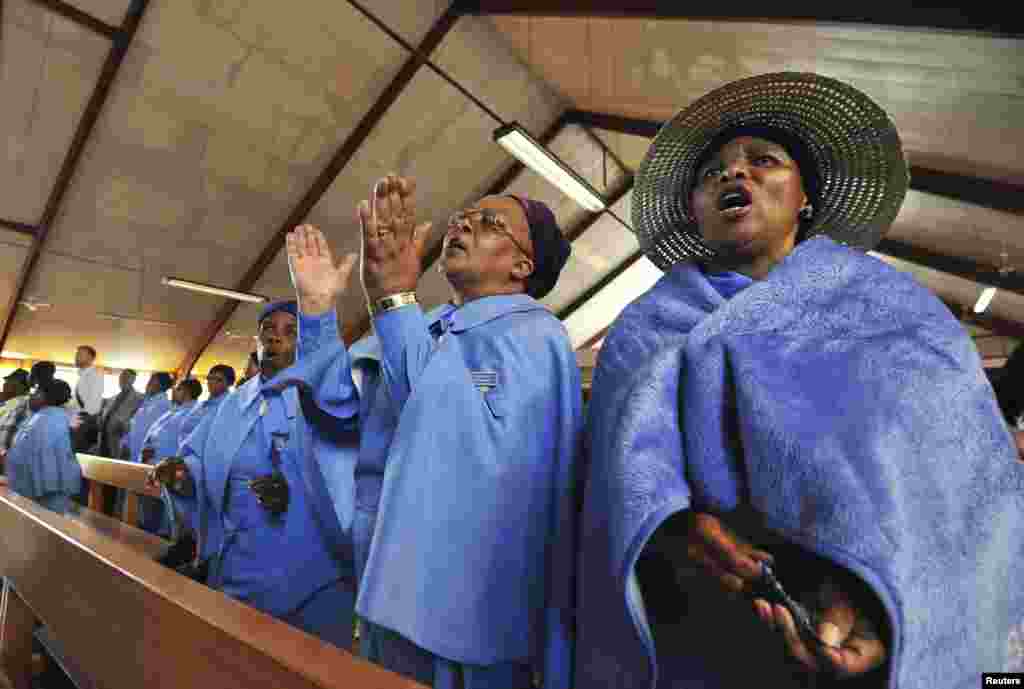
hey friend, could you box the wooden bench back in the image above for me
[0,488,424,689]
[76,453,159,525]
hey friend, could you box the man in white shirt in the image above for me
[72,345,104,453]
[74,346,103,416]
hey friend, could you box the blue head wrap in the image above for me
[258,300,298,325]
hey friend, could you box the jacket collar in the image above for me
[237,375,263,412]
[445,294,545,334]
[237,372,298,420]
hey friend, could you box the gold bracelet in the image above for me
[369,292,418,317]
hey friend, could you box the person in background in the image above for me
[5,379,81,515]
[0,370,30,470]
[121,372,174,463]
[137,378,202,535]
[71,345,103,452]
[96,369,143,458]
[182,365,235,441]
[1,369,29,405]
[990,345,1024,462]
[0,362,56,460]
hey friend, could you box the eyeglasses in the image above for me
[447,208,533,260]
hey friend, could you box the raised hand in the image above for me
[358,175,432,303]
[286,224,358,317]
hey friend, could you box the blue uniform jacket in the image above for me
[6,406,82,502]
[173,309,360,616]
[178,394,227,448]
[123,393,172,461]
[321,295,582,687]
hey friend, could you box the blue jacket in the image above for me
[173,310,360,615]
[327,295,582,686]
[6,406,82,501]
[178,393,227,448]
[142,401,198,462]
[123,393,172,461]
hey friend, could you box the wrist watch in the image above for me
[369,291,418,317]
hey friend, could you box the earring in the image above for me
[799,205,814,221]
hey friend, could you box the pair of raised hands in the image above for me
[679,512,887,678]
[286,175,431,316]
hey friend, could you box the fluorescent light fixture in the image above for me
[1,351,29,359]
[973,286,997,314]
[97,312,175,327]
[562,257,664,349]
[161,277,268,304]
[494,122,607,212]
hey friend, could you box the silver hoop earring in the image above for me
[799,205,814,221]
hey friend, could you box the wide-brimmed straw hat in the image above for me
[632,72,909,270]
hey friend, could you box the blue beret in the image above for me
[258,300,298,324]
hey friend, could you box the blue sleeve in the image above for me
[372,305,435,412]
[170,405,217,536]
[273,310,359,430]
[298,308,341,358]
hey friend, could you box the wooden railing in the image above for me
[76,453,159,526]
[0,487,424,689]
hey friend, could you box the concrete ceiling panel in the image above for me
[0,3,108,224]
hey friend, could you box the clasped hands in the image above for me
[285,175,431,315]
[679,512,887,678]
[147,457,194,498]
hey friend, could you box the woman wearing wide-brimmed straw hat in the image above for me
[575,73,1024,688]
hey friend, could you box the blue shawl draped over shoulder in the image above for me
[576,237,1024,688]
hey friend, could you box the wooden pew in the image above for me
[0,487,424,689]
[76,453,160,527]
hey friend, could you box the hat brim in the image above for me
[632,72,910,270]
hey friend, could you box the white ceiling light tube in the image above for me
[97,313,176,327]
[973,286,997,314]
[494,123,607,213]
[161,277,268,304]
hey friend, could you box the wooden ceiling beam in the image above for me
[877,239,1024,298]
[0,220,36,237]
[178,4,463,376]
[0,0,150,355]
[455,2,1015,37]
[28,0,119,39]
[565,109,1024,214]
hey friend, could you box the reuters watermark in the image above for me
[985,674,1024,686]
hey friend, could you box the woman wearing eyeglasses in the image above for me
[279,178,583,689]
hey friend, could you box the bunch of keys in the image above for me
[249,432,290,517]
[249,470,289,517]
[748,561,841,650]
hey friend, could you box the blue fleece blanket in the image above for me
[576,237,1024,688]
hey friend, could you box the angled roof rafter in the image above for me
[29,0,119,39]
[454,2,1016,38]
